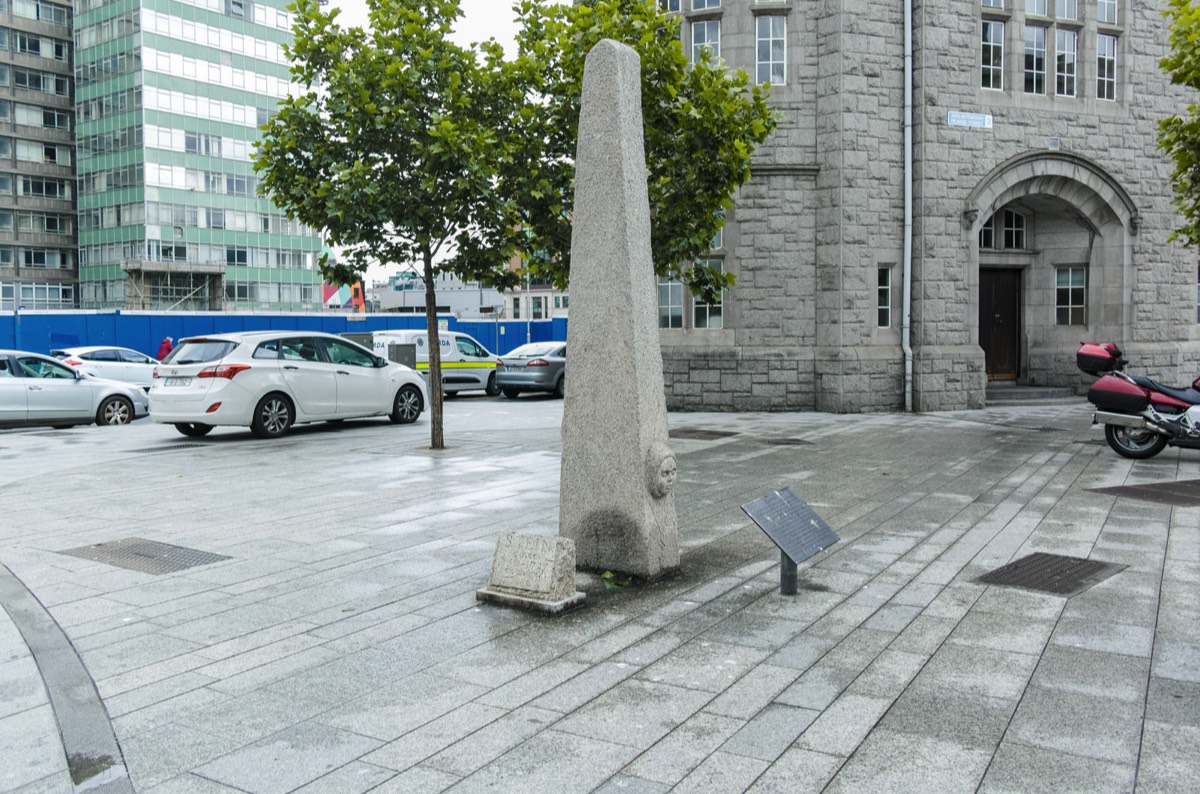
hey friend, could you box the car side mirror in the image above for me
[75,369,86,380]
[375,356,387,368]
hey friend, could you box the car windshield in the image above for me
[507,343,561,358]
[164,340,238,365]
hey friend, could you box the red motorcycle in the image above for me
[1079,342,1200,459]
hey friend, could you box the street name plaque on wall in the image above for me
[742,488,840,595]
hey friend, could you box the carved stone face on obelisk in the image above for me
[559,39,679,579]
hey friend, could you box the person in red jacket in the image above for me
[156,337,174,361]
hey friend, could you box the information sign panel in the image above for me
[741,488,840,566]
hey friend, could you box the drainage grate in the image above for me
[761,438,812,446]
[130,444,209,454]
[669,428,738,441]
[60,537,231,575]
[1087,479,1200,508]
[976,552,1126,597]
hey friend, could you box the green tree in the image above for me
[503,0,776,303]
[1158,0,1200,246]
[254,0,522,449]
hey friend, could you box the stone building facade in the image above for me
[659,0,1198,412]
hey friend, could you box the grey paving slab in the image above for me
[823,729,994,793]
[443,729,640,793]
[978,742,1136,794]
[423,705,561,778]
[1005,686,1146,764]
[672,751,770,792]
[192,721,382,793]
[621,710,744,785]
[1136,721,1200,792]
[553,678,714,750]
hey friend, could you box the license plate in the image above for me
[163,377,191,387]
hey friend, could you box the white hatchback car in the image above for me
[52,346,159,391]
[149,331,428,439]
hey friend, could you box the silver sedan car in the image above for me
[495,342,566,399]
[52,345,159,391]
[0,350,150,429]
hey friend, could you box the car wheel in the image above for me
[97,395,134,426]
[553,376,565,399]
[502,388,520,399]
[485,372,501,397]
[250,393,294,439]
[389,384,423,424]
[174,423,213,438]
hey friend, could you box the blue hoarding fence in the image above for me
[1,311,567,359]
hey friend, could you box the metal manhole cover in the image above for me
[1087,479,1200,508]
[669,428,738,441]
[60,538,231,575]
[976,552,1125,596]
[761,438,811,446]
[130,444,208,453]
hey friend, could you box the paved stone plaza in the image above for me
[0,397,1197,792]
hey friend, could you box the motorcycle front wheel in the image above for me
[1104,424,1168,460]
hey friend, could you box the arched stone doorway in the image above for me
[964,152,1138,385]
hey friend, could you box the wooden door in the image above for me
[979,269,1020,380]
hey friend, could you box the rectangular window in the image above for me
[1025,0,1046,14]
[756,16,786,85]
[1055,266,1087,325]
[981,21,1004,90]
[1024,26,1046,94]
[1097,0,1117,25]
[532,296,545,319]
[1097,34,1117,101]
[1055,29,1076,97]
[982,0,1002,7]
[512,296,520,319]
[691,20,720,64]
[658,276,683,329]
[1059,0,1077,19]
[693,260,724,329]
[1003,209,1026,248]
[692,0,720,8]
[659,0,680,10]
[878,267,892,328]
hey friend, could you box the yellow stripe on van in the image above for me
[414,362,496,370]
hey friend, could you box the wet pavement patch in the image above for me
[129,443,208,453]
[976,552,1126,597]
[1087,479,1200,508]
[760,437,812,446]
[60,537,231,575]
[669,428,738,440]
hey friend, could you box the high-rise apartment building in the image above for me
[0,0,77,310]
[74,0,325,310]
[658,1,1198,412]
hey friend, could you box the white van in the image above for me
[373,329,501,396]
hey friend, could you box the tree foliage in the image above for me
[255,0,777,444]
[503,0,777,303]
[1158,0,1200,246]
[254,0,522,448]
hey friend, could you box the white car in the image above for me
[52,346,160,391]
[0,350,150,428]
[149,331,428,439]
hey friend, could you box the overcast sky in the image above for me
[330,0,566,54]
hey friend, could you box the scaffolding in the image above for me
[121,260,225,311]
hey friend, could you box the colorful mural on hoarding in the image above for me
[323,281,366,311]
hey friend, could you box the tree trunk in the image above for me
[422,248,444,449]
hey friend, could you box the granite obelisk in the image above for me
[559,39,679,579]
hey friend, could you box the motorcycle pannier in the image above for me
[1087,374,1149,413]
[1077,342,1123,376]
